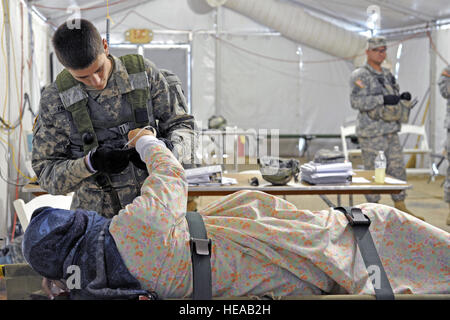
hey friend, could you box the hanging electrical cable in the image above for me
[0,93,33,130]
[0,0,26,132]
[426,31,449,65]
[106,0,114,46]
[1,0,10,128]
[0,140,28,187]
[110,9,177,31]
[0,136,33,182]
[11,1,26,242]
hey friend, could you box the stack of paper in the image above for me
[301,161,353,185]
[185,165,223,186]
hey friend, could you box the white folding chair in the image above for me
[13,193,74,231]
[399,124,432,175]
[341,124,432,175]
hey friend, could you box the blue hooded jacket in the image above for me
[22,206,156,300]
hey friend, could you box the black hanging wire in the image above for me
[0,93,35,130]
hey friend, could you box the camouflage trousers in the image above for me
[445,129,450,203]
[0,236,26,264]
[358,132,407,202]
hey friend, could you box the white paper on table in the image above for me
[352,177,371,183]
[370,176,407,184]
[221,177,238,185]
[383,177,407,184]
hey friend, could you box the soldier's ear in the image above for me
[102,38,109,55]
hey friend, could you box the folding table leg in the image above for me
[319,195,335,207]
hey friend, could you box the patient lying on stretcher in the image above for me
[22,128,450,299]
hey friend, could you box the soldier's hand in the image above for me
[41,277,69,300]
[383,95,400,105]
[90,146,132,174]
[129,148,147,171]
[400,91,412,101]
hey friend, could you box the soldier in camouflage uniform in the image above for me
[0,236,26,264]
[349,36,424,220]
[32,19,197,218]
[438,65,450,225]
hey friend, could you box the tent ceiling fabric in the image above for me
[287,0,450,32]
[27,0,155,28]
[28,0,450,32]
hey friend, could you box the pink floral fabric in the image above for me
[110,143,450,298]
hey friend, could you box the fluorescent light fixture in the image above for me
[296,46,303,70]
[394,43,402,78]
[366,5,380,36]
[396,43,403,59]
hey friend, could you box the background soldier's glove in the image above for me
[383,95,400,105]
[90,147,131,174]
[129,148,147,171]
[400,92,412,101]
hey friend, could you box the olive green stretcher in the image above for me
[1,263,43,300]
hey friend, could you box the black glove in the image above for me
[383,95,400,105]
[90,147,131,174]
[129,148,147,171]
[400,91,412,101]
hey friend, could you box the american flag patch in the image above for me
[33,115,39,130]
[355,79,365,88]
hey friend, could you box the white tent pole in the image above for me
[187,39,192,114]
[429,28,437,155]
[214,6,222,116]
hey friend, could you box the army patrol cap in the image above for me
[367,36,387,50]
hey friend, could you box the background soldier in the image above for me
[32,19,197,218]
[438,65,450,225]
[349,36,424,220]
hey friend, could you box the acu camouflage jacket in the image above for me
[32,55,196,217]
[350,63,401,138]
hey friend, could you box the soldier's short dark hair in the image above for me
[52,19,104,70]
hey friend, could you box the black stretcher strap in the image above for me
[335,206,395,300]
[185,211,212,300]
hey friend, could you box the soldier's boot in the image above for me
[394,200,425,221]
